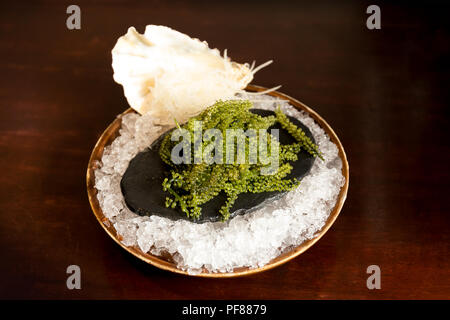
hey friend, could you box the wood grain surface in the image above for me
[0,0,449,299]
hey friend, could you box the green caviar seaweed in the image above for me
[274,107,324,161]
[159,100,321,221]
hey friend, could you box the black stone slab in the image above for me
[120,109,316,223]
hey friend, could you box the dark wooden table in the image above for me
[1,0,449,299]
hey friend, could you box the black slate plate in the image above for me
[120,109,316,223]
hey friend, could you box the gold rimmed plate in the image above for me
[86,85,349,277]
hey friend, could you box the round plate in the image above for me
[86,85,349,277]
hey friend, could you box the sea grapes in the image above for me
[159,100,321,221]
